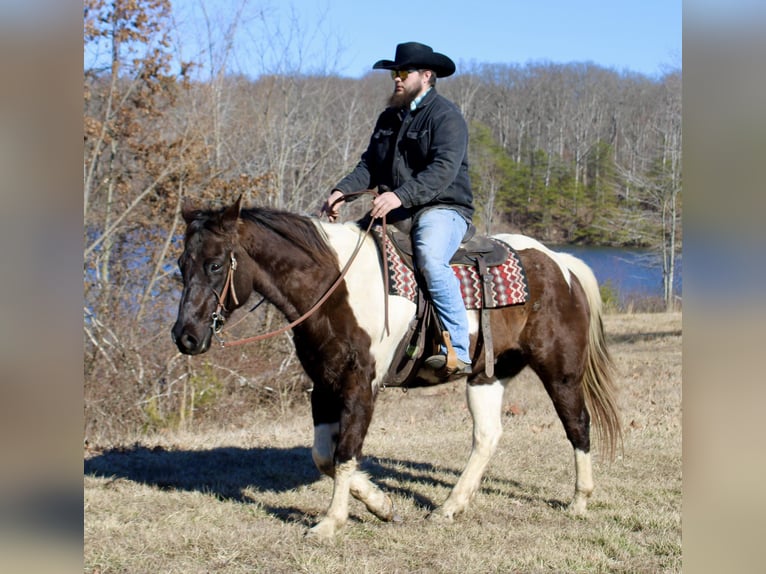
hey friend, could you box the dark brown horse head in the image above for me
[171,197,244,355]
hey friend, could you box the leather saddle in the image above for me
[385,222,510,269]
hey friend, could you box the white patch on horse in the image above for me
[467,309,480,337]
[570,448,594,515]
[308,457,358,539]
[319,222,416,389]
[432,378,506,520]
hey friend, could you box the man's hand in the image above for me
[320,189,345,221]
[370,190,402,219]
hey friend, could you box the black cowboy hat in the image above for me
[373,42,456,78]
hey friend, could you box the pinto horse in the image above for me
[171,197,621,540]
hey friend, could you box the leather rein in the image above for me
[211,191,390,348]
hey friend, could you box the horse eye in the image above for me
[209,262,223,273]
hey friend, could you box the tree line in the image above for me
[83,0,681,440]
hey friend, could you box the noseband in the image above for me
[211,251,239,335]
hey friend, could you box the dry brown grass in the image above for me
[85,312,681,573]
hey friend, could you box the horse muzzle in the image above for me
[171,321,212,355]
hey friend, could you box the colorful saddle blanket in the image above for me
[373,228,529,309]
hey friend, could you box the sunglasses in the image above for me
[390,69,418,80]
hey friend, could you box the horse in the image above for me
[171,197,621,540]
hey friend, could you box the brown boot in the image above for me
[424,355,472,379]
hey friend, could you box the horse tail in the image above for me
[558,253,623,461]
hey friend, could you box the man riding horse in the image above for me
[322,42,474,380]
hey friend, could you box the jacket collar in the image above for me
[410,86,433,111]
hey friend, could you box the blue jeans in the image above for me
[412,208,471,363]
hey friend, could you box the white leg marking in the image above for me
[350,470,396,522]
[570,448,594,515]
[433,379,505,521]
[313,424,395,522]
[308,458,357,540]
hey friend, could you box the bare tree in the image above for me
[617,71,682,310]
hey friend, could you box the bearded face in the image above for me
[387,69,431,109]
[388,81,421,108]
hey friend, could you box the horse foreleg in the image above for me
[432,379,505,521]
[312,422,339,477]
[308,374,396,539]
[349,470,397,522]
[308,456,357,540]
[311,422,395,522]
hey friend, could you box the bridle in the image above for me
[211,251,239,337]
[209,191,389,348]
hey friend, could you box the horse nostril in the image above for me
[180,333,198,350]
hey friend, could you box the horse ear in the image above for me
[221,195,242,233]
[181,197,200,223]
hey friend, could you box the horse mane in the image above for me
[239,206,338,268]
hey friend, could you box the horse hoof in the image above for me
[369,497,397,522]
[306,520,338,541]
[567,499,588,517]
[428,508,455,523]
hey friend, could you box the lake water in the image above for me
[554,245,682,303]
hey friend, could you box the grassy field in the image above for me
[84,312,682,573]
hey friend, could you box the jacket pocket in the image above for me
[404,128,430,164]
[372,128,395,162]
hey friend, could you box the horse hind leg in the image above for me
[431,379,506,521]
[538,373,594,515]
[571,448,593,515]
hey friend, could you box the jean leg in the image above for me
[412,209,470,363]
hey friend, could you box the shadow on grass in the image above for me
[85,445,563,521]
[361,456,565,512]
[84,445,319,503]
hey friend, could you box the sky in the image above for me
[168,0,682,80]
